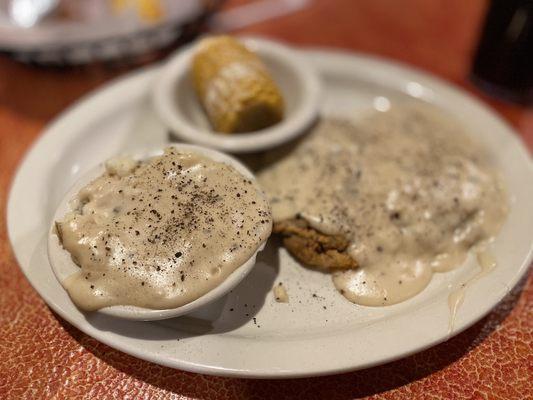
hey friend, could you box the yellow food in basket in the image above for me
[191,36,285,133]
[112,0,163,22]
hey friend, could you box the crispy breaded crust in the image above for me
[273,218,358,270]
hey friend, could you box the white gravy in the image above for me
[259,104,508,306]
[56,148,272,311]
[448,247,497,332]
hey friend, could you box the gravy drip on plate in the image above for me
[448,247,497,332]
[259,104,508,306]
[56,148,272,311]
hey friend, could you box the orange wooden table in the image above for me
[0,1,531,398]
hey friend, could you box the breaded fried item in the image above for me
[273,218,357,270]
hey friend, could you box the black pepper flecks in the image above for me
[258,107,507,306]
[60,147,272,310]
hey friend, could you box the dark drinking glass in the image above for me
[471,0,533,105]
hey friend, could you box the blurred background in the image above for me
[0,0,531,142]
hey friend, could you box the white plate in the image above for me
[0,0,202,49]
[152,37,321,153]
[0,1,213,64]
[7,49,533,378]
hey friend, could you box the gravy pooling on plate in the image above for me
[56,148,272,311]
[259,104,508,306]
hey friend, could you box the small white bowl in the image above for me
[152,36,321,153]
[47,144,269,321]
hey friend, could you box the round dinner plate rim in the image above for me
[7,47,533,378]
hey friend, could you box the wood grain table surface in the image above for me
[0,1,531,399]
